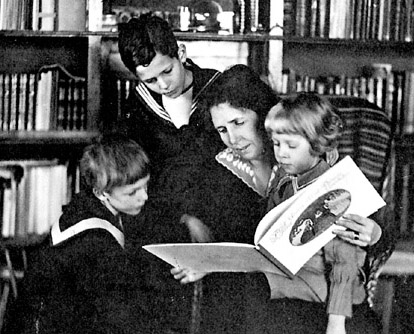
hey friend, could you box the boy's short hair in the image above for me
[80,134,150,193]
[118,13,179,74]
[265,92,343,155]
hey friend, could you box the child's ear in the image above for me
[178,44,187,63]
[93,188,107,201]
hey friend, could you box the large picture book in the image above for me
[143,156,386,277]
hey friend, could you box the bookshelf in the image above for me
[0,1,411,332]
[0,30,99,243]
[0,1,410,242]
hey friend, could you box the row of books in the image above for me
[280,66,414,135]
[0,64,87,131]
[284,0,414,41]
[0,160,75,239]
[113,78,137,119]
[0,0,35,30]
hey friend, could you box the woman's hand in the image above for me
[170,267,208,284]
[333,214,382,247]
[180,214,213,243]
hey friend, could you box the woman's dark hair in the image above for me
[118,13,179,74]
[202,64,280,144]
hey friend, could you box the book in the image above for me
[295,0,308,37]
[143,156,386,278]
[283,0,297,36]
[402,70,414,134]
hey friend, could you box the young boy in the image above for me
[5,135,168,334]
[264,92,374,334]
[117,13,223,332]
[117,13,222,168]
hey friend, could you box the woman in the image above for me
[173,65,384,333]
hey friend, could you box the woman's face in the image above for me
[210,102,265,162]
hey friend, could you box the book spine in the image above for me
[9,73,17,130]
[403,0,413,42]
[0,73,4,130]
[398,163,411,233]
[393,0,402,41]
[317,0,328,37]
[27,73,36,130]
[403,70,414,134]
[295,0,308,37]
[4,74,10,131]
[17,73,27,130]
[283,0,297,36]
[370,0,379,39]
[392,71,405,136]
[57,77,67,130]
[69,79,76,130]
[310,0,318,37]
[377,0,385,40]
[346,0,356,39]
[354,0,363,39]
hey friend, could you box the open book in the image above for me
[143,156,386,277]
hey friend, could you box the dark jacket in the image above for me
[6,191,162,334]
[115,59,224,333]
[117,58,223,241]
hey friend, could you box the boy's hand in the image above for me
[180,214,213,243]
[170,267,208,284]
[333,214,382,247]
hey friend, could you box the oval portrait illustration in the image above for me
[289,189,351,246]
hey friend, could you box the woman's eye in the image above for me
[217,128,227,134]
[164,68,172,74]
[235,120,244,126]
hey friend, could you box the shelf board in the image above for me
[0,130,99,145]
[283,36,414,50]
[2,30,413,49]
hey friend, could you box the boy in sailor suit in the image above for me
[5,135,172,334]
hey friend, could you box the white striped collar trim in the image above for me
[136,71,221,122]
[51,218,125,248]
[136,83,171,121]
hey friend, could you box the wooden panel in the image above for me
[0,36,88,75]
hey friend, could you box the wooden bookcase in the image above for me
[0,31,99,243]
[1,1,413,332]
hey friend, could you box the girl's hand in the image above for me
[333,214,382,247]
[170,267,208,284]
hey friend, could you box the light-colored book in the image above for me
[144,156,386,278]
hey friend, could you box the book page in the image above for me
[143,243,285,275]
[257,156,386,275]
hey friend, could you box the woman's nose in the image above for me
[227,130,239,145]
